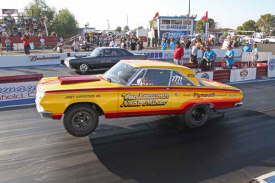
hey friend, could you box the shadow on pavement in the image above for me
[90,109,275,183]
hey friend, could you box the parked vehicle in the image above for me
[64,47,147,74]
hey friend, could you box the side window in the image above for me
[170,71,193,86]
[111,50,123,56]
[120,49,131,56]
[103,49,112,56]
[130,70,146,86]
[133,69,171,86]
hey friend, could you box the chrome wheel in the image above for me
[79,64,89,73]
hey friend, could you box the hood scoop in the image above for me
[59,75,101,84]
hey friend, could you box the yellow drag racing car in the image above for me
[36,60,243,137]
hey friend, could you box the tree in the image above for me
[123,25,129,32]
[51,9,78,38]
[241,20,258,31]
[237,26,243,31]
[137,26,144,30]
[208,18,216,31]
[24,0,56,34]
[257,14,275,34]
[196,20,204,33]
[195,18,216,33]
[115,26,122,32]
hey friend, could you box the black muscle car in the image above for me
[64,47,147,74]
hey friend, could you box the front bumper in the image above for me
[39,112,63,120]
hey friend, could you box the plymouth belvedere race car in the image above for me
[36,60,243,137]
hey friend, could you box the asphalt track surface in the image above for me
[0,66,275,183]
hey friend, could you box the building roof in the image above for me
[157,16,196,20]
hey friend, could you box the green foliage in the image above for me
[237,26,243,31]
[196,20,204,33]
[115,26,122,32]
[51,9,78,37]
[196,18,216,33]
[256,14,275,34]
[123,25,130,32]
[24,0,56,31]
[24,0,79,37]
[137,26,144,30]
[242,20,257,31]
[271,30,275,36]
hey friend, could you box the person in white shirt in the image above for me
[40,37,45,49]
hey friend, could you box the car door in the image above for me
[118,68,175,115]
[169,70,196,109]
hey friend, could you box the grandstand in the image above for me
[0,8,57,49]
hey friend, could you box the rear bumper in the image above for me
[234,101,243,107]
[39,112,63,120]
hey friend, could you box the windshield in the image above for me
[89,48,102,57]
[103,62,138,85]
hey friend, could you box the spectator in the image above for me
[137,39,143,50]
[5,37,12,52]
[39,37,45,49]
[173,41,184,65]
[21,34,31,55]
[161,39,167,50]
[252,43,259,64]
[147,37,151,48]
[200,46,217,71]
[170,39,176,50]
[185,38,191,49]
[190,42,200,64]
[130,39,137,50]
[224,45,235,69]
[242,43,252,52]
[72,39,80,52]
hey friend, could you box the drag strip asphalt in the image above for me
[0,66,275,183]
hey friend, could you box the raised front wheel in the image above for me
[63,104,99,137]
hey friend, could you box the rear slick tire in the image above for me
[184,104,209,128]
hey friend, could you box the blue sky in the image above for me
[1,0,275,30]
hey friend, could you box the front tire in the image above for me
[183,104,209,128]
[79,63,89,74]
[63,104,99,137]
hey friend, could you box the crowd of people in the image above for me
[0,15,47,37]
[172,34,259,71]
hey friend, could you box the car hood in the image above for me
[37,75,121,93]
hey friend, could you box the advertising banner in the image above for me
[196,71,214,81]
[268,57,275,78]
[2,9,18,14]
[230,68,257,82]
[0,81,37,108]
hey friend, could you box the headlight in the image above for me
[35,91,45,112]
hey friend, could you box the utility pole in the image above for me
[188,0,191,17]
[126,14,128,27]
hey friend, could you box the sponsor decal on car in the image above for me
[120,93,169,107]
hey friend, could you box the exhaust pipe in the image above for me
[235,102,243,107]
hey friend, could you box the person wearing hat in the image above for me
[201,46,217,71]
[173,41,184,65]
[224,45,235,69]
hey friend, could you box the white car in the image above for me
[267,37,275,43]
[249,171,275,183]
